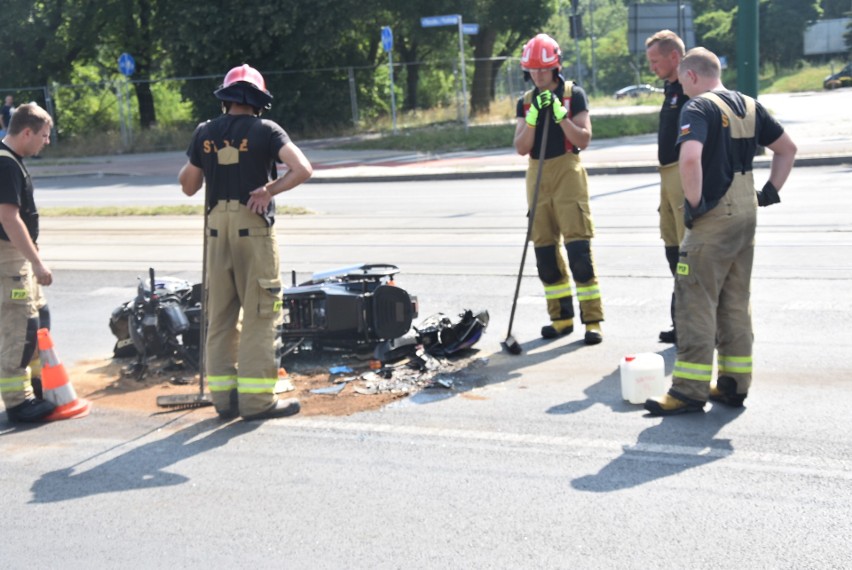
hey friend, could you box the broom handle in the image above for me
[199,190,209,398]
[506,106,551,336]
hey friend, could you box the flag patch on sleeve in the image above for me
[679,123,691,136]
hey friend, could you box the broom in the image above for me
[502,105,551,355]
[157,184,213,409]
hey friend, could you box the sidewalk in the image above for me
[26,92,852,183]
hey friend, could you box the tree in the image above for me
[820,0,851,18]
[0,1,101,88]
[98,0,162,129]
[760,0,821,68]
[694,10,735,62]
[383,0,460,111]
[467,0,558,116]
[158,0,392,131]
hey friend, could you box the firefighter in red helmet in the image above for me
[179,64,313,420]
[513,34,604,345]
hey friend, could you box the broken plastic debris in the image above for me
[426,376,454,389]
[360,371,381,382]
[274,377,295,393]
[310,384,346,395]
[333,375,358,384]
[329,365,354,374]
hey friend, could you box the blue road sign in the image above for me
[421,14,460,27]
[462,23,479,35]
[118,53,135,77]
[381,26,393,51]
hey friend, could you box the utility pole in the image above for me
[571,0,582,84]
[736,0,759,97]
[589,0,596,94]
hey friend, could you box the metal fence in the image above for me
[1,56,529,150]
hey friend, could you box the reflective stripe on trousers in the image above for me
[672,174,757,401]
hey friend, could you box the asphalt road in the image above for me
[2,166,852,568]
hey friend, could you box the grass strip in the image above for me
[333,113,659,153]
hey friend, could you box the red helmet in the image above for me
[223,64,267,91]
[214,64,273,111]
[520,34,561,70]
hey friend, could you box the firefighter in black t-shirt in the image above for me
[179,65,313,421]
[513,33,604,346]
[644,48,797,416]
[646,30,688,345]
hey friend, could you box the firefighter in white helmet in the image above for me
[179,64,313,420]
[513,34,604,345]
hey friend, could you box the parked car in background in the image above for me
[823,63,852,90]
[613,84,664,99]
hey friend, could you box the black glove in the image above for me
[683,196,709,230]
[756,181,781,207]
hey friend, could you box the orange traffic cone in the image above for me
[37,328,91,420]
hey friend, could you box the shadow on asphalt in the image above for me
[570,405,746,493]
[406,334,588,405]
[404,338,748,493]
[28,415,259,503]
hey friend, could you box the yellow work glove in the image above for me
[525,90,554,127]
[552,97,568,123]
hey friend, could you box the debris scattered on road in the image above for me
[310,384,347,396]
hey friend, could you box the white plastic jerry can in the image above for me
[620,353,666,405]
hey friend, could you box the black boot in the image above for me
[216,390,240,421]
[6,397,56,423]
[644,392,704,416]
[541,319,573,339]
[709,376,747,408]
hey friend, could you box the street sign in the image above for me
[118,53,135,77]
[462,24,479,35]
[381,26,393,52]
[380,26,397,132]
[421,14,459,27]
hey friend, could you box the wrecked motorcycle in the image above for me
[109,268,201,377]
[110,264,419,365]
[277,263,419,356]
[109,264,487,370]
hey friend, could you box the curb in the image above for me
[28,154,851,184]
[305,154,851,184]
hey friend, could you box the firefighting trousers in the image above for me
[526,153,603,324]
[205,201,284,417]
[659,162,686,247]
[672,174,757,402]
[0,240,45,408]
[660,162,685,329]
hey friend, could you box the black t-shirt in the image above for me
[677,90,784,203]
[516,78,589,160]
[0,105,12,129]
[658,80,687,165]
[0,142,38,242]
[187,114,290,220]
